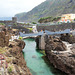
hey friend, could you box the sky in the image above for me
[0,0,46,17]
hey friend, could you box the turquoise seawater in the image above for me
[23,39,67,75]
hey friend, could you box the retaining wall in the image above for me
[37,23,75,31]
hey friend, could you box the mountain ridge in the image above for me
[15,0,75,22]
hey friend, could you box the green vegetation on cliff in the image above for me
[15,12,26,21]
[15,0,75,22]
[0,23,5,25]
[38,16,61,23]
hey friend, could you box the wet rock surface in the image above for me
[45,36,75,75]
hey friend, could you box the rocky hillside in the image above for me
[15,0,75,22]
[15,12,26,21]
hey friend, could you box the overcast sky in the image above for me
[0,0,46,17]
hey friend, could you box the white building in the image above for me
[60,13,75,23]
[32,26,38,33]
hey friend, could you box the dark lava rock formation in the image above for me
[45,36,75,75]
[60,33,75,44]
[8,39,32,75]
[45,36,67,51]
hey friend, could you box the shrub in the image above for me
[32,22,37,24]
[19,36,23,40]
[8,66,12,73]
[13,23,17,26]
[0,23,5,25]
[40,50,46,55]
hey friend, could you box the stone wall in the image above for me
[2,39,32,75]
[0,21,13,25]
[0,17,17,26]
[37,23,75,31]
[12,26,33,33]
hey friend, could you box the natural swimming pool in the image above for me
[23,39,67,75]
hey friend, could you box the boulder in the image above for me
[9,39,25,49]
[45,36,67,51]
[14,39,25,49]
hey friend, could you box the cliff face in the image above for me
[8,39,32,75]
[0,39,31,75]
[63,0,75,14]
[45,36,75,75]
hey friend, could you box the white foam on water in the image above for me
[59,41,72,53]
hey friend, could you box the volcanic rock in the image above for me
[45,36,75,75]
[45,36,67,51]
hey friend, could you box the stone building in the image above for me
[12,17,17,23]
[0,17,17,26]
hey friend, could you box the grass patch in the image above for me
[8,66,13,73]
[40,50,46,56]
[27,28,33,31]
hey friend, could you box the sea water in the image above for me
[23,39,67,75]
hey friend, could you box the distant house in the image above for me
[60,14,75,23]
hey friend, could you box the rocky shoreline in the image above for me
[0,28,32,75]
[45,45,75,75]
[36,34,75,75]
[45,36,75,75]
[0,39,32,75]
